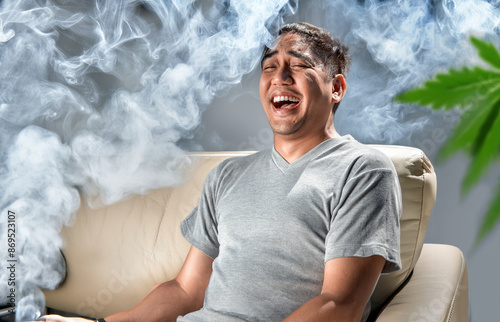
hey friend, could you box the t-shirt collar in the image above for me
[271,135,353,173]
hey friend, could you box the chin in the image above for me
[272,127,300,137]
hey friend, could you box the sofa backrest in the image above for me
[368,145,436,312]
[44,146,436,318]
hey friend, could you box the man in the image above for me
[42,22,401,322]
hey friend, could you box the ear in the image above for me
[332,74,346,103]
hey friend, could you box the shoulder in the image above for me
[213,149,268,173]
[205,149,270,185]
[353,142,394,171]
[325,136,396,174]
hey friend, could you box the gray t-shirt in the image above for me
[179,136,402,321]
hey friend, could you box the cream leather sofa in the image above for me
[43,146,469,321]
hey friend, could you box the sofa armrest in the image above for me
[375,244,468,322]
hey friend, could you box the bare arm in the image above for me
[283,255,385,322]
[41,246,213,322]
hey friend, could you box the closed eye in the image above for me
[262,64,276,71]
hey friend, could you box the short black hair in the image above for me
[262,22,351,113]
[279,22,351,79]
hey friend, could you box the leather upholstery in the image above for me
[43,146,468,321]
[368,145,436,312]
[376,244,469,321]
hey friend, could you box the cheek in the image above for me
[299,73,319,92]
[305,76,323,92]
[310,80,332,102]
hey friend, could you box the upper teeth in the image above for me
[273,96,299,103]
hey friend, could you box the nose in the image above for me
[271,66,293,86]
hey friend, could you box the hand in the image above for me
[34,315,95,322]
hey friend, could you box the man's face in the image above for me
[259,33,343,140]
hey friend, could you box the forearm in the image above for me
[283,293,361,322]
[105,280,202,322]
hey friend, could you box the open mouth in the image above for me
[272,95,300,110]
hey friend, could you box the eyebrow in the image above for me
[260,49,315,68]
[261,49,277,68]
[287,50,314,66]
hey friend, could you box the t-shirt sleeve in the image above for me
[180,167,220,259]
[325,153,402,273]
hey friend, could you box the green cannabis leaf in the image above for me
[395,36,500,246]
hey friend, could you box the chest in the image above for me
[215,165,338,247]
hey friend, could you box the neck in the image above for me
[274,128,339,163]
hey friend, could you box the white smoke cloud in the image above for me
[0,0,296,320]
[317,0,500,148]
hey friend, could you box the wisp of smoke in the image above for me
[0,0,295,320]
[316,0,500,148]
